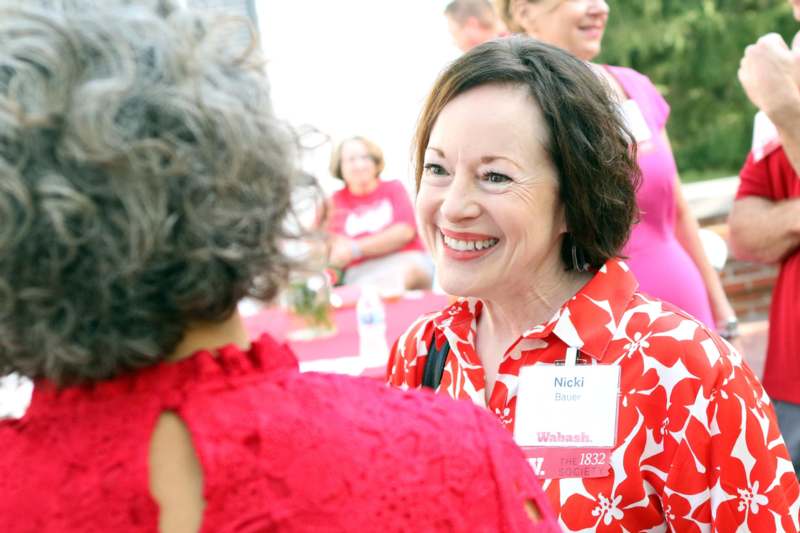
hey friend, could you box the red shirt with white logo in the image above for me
[737,147,800,404]
[328,180,425,268]
[388,259,800,532]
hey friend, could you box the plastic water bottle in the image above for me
[356,285,389,367]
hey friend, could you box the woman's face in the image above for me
[339,139,379,195]
[416,84,566,300]
[517,0,609,61]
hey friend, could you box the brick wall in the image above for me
[719,258,778,321]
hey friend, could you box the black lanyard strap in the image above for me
[422,331,450,389]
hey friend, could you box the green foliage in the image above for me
[599,0,797,179]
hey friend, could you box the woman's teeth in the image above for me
[442,234,499,252]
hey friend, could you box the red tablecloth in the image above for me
[243,292,448,377]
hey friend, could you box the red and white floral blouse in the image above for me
[388,259,800,532]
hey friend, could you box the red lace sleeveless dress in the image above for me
[0,333,558,532]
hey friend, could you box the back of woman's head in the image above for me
[414,36,640,272]
[0,0,299,385]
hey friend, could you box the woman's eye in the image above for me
[484,172,511,184]
[423,163,447,176]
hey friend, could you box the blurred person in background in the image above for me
[388,37,800,531]
[445,0,505,52]
[327,136,433,291]
[495,0,741,344]
[0,1,560,531]
[729,0,800,474]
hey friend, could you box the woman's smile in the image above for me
[440,228,500,260]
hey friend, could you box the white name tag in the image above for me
[513,352,620,479]
[619,99,652,144]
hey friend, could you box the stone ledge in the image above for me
[682,175,739,223]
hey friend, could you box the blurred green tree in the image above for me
[598,0,797,180]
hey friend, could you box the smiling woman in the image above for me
[417,85,574,297]
[418,84,571,300]
[413,37,638,285]
[388,36,800,532]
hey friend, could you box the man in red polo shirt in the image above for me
[729,0,800,473]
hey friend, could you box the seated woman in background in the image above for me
[327,136,433,290]
[388,37,800,531]
[0,2,559,531]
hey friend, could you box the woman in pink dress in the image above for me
[495,0,736,335]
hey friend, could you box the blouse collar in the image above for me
[28,333,298,411]
[432,259,639,362]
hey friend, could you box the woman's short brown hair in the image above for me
[413,36,640,271]
[329,136,385,181]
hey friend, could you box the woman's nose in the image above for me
[439,172,481,222]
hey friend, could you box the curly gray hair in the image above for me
[0,0,303,384]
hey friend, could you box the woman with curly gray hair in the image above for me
[0,1,559,532]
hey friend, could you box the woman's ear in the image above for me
[510,0,531,32]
